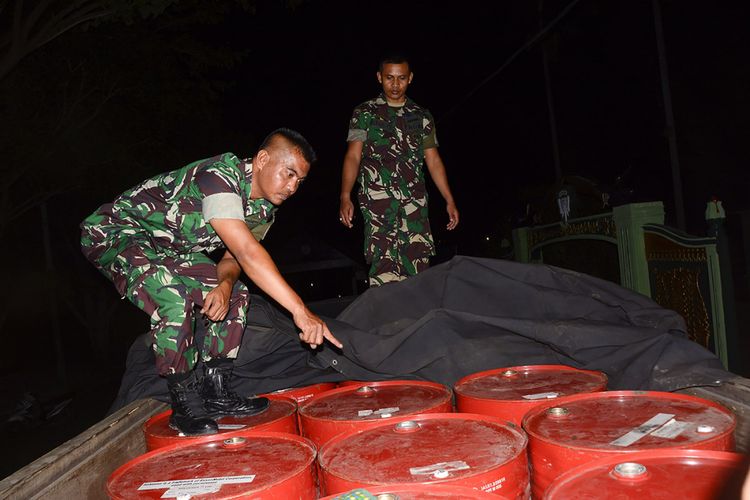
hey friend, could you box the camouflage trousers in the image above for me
[358,194,435,287]
[81,213,248,376]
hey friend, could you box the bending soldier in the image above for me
[81,128,342,435]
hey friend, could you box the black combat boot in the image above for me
[166,371,219,435]
[200,358,270,417]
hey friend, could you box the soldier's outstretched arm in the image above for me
[424,147,459,230]
[208,218,343,350]
[339,140,363,228]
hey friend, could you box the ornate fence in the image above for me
[512,201,731,368]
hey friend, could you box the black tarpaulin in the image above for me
[108,255,731,414]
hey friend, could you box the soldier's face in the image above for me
[377,63,412,104]
[252,148,309,205]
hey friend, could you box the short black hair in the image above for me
[378,53,411,72]
[260,127,317,165]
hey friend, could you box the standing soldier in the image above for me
[339,54,460,287]
[81,128,342,435]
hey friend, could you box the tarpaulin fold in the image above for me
[109,256,730,414]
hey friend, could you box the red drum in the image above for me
[544,449,749,499]
[263,382,338,404]
[522,390,736,499]
[107,430,317,499]
[298,380,453,447]
[318,413,530,499]
[143,395,298,451]
[318,483,511,499]
[454,365,607,426]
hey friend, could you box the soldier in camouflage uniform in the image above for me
[81,128,342,435]
[339,55,460,287]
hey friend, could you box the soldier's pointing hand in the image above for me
[293,306,343,349]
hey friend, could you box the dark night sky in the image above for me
[1,0,748,364]
[5,0,741,259]
[206,0,750,254]
[1,0,750,476]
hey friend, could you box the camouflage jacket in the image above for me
[347,93,438,202]
[85,153,276,256]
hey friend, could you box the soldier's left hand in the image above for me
[446,203,460,230]
[201,282,231,321]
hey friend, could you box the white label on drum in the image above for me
[217,424,246,430]
[357,406,400,417]
[521,392,559,400]
[409,461,470,476]
[480,476,507,493]
[651,418,690,439]
[610,413,675,447]
[138,475,256,498]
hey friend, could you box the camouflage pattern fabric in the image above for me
[348,93,437,286]
[81,153,276,375]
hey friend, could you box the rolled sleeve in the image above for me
[347,128,367,142]
[423,112,439,149]
[423,129,438,150]
[202,193,244,221]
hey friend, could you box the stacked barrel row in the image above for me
[452,365,743,499]
[303,380,523,499]
[106,367,746,499]
[106,382,337,499]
